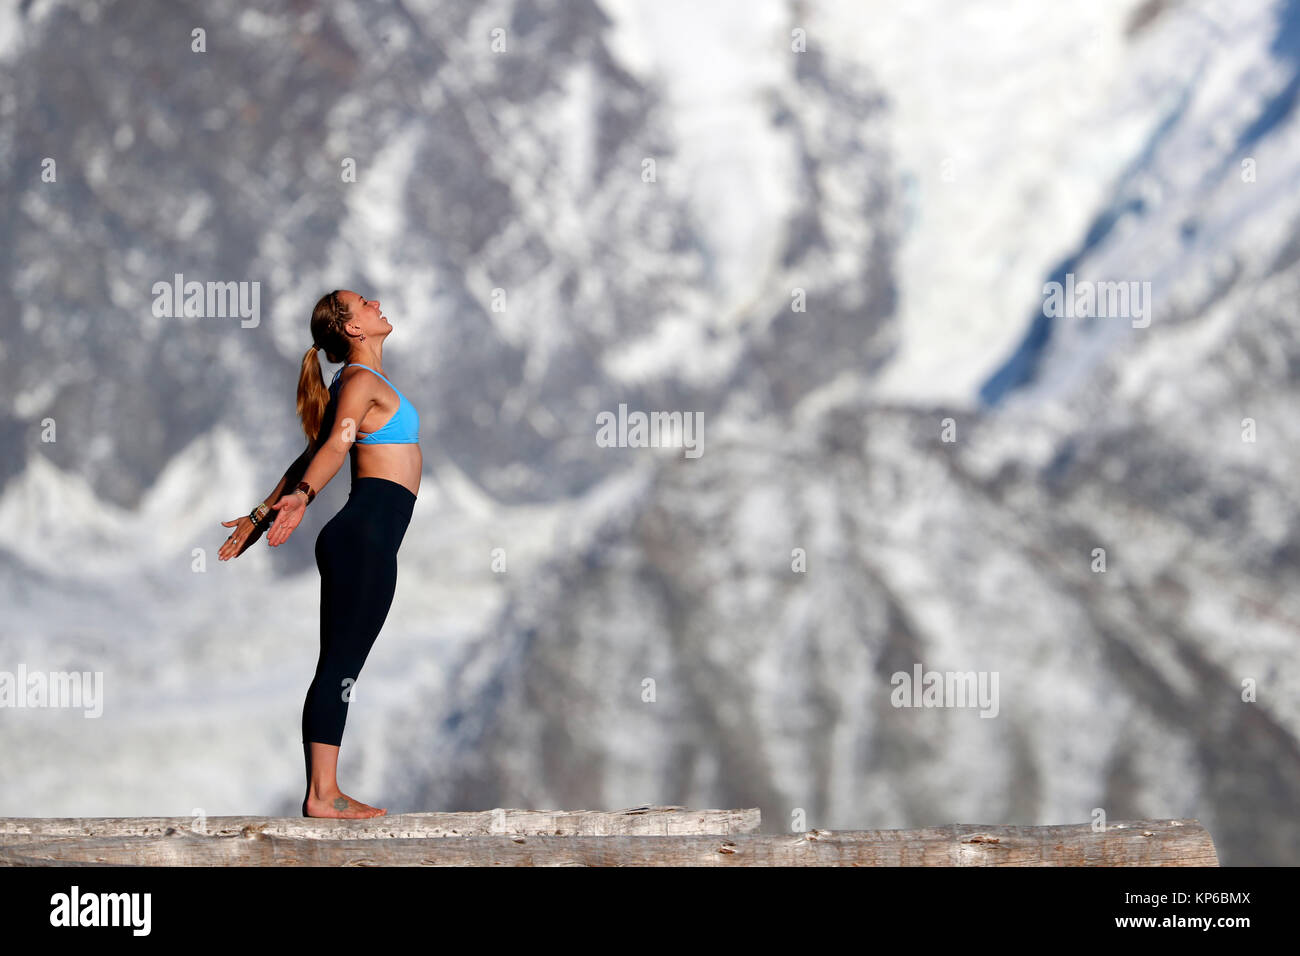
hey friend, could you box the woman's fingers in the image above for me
[219,517,243,559]
[274,517,298,546]
[265,504,299,546]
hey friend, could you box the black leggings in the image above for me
[302,476,415,747]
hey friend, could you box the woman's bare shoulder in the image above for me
[335,364,380,389]
[332,364,383,413]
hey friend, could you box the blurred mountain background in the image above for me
[1,0,1297,864]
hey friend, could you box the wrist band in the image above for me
[295,480,316,505]
[248,502,272,532]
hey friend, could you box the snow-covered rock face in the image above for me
[1,0,1297,864]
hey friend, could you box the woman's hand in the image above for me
[219,515,265,561]
[266,492,307,546]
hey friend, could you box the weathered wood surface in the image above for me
[0,805,756,840]
[0,817,1217,866]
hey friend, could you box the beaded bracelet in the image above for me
[248,502,273,532]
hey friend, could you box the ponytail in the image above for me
[296,345,329,443]
[299,290,353,443]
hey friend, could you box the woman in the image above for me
[217,289,420,819]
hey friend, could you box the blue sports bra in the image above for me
[329,363,420,444]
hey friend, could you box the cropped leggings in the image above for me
[302,477,415,747]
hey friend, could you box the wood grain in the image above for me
[0,815,1218,866]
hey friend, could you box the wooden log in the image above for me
[0,818,1218,866]
[0,805,757,840]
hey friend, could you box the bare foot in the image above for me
[303,790,387,818]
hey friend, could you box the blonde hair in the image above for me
[297,290,353,443]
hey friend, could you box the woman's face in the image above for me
[341,290,389,338]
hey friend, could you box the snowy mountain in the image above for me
[1,0,1297,864]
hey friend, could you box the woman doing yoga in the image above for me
[217,289,420,819]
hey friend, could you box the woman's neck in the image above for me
[349,343,384,373]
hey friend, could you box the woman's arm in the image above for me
[262,443,314,508]
[219,442,316,561]
[264,370,378,546]
[220,377,367,561]
[266,365,372,506]
[296,369,376,497]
